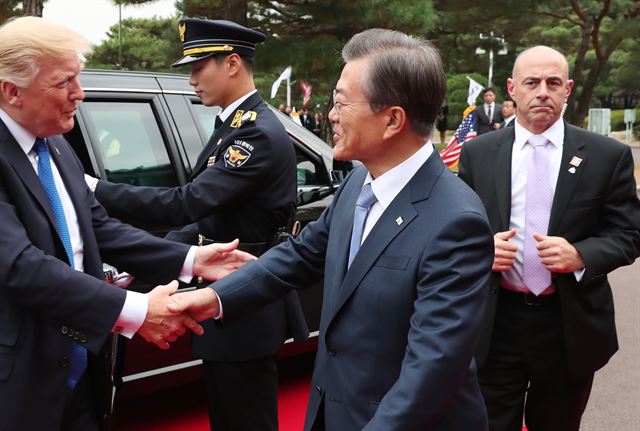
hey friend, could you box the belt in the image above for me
[499,287,557,306]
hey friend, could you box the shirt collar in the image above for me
[514,117,564,150]
[0,107,37,156]
[364,141,434,209]
[218,89,257,123]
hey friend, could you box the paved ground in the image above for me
[581,258,640,430]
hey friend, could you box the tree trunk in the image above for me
[22,0,43,16]
[217,0,247,25]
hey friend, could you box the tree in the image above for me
[22,0,45,16]
[434,0,640,126]
[86,17,181,72]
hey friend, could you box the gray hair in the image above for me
[342,28,446,137]
[0,16,89,88]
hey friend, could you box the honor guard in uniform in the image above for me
[86,18,308,431]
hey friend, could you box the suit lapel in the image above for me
[0,121,58,229]
[327,154,442,321]
[548,123,587,234]
[493,128,514,230]
[191,92,263,177]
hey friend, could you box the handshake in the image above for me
[137,240,253,350]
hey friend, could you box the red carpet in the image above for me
[115,353,313,431]
[114,351,527,430]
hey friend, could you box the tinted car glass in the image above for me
[83,101,177,187]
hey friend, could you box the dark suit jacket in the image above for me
[300,113,316,132]
[94,92,307,361]
[211,153,495,430]
[0,120,191,431]
[476,103,503,135]
[458,123,640,378]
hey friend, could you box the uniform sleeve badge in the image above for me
[224,140,253,168]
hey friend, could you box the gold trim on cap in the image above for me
[183,45,234,55]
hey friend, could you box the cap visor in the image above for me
[171,53,214,68]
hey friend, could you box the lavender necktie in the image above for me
[348,183,377,268]
[523,135,552,295]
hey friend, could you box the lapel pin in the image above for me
[207,156,215,167]
[216,138,222,146]
[569,156,582,167]
[54,146,61,156]
[568,166,576,174]
[395,216,403,226]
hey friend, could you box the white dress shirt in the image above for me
[217,89,257,122]
[484,102,495,122]
[503,115,516,127]
[502,118,583,292]
[0,108,195,338]
[361,141,434,242]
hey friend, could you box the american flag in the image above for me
[300,81,312,107]
[439,107,478,169]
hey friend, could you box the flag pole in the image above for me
[286,76,291,107]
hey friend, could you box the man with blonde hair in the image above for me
[0,17,252,431]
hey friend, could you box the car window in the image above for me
[83,102,178,187]
[191,103,220,139]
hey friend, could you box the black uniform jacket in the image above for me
[95,92,308,360]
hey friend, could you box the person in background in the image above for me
[0,16,252,431]
[86,18,307,431]
[169,28,495,431]
[313,111,324,138]
[459,45,640,431]
[436,97,449,143]
[300,106,317,132]
[499,97,516,128]
[476,88,503,135]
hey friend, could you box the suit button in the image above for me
[59,357,70,368]
[315,385,323,395]
[80,336,87,343]
[61,326,69,335]
[327,346,336,356]
[73,332,80,340]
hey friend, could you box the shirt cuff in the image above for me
[214,288,223,319]
[179,246,197,283]
[113,291,148,338]
[574,267,586,282]
[84,174,99,192]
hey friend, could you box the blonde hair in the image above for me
[0,16,89,87]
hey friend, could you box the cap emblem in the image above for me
[179,22,186,42]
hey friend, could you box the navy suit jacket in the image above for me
[476,103,503,135]
[212,152,495,430]
[0,120,190,431]
[458,123,640,378]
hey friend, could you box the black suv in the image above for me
[65,69,339,399]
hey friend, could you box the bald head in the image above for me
[512,46,569,79]
[507,45,573,134]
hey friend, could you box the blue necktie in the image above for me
[34,138,87,389]
[348,183,377,267]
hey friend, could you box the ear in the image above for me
[506,78,516,100]
[564,79,574,101]
[226,53,243,77]
[382,106,406,140]
[0,81,21,107]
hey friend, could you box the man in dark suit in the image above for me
[170,28,495,431]
[86,18,306,431]
[458,46,640,431]
[499,97,516,128]
[0,17,252,431]
[300,107,316,132]
[476,88,504,135]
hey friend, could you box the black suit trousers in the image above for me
[203,355,278,431]
[478,291,593,431]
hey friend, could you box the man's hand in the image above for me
[493,229,517,272]
[194,239,255,282]
[137,281,204,350]
[534,233,585,273]
[167,288,220,322]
